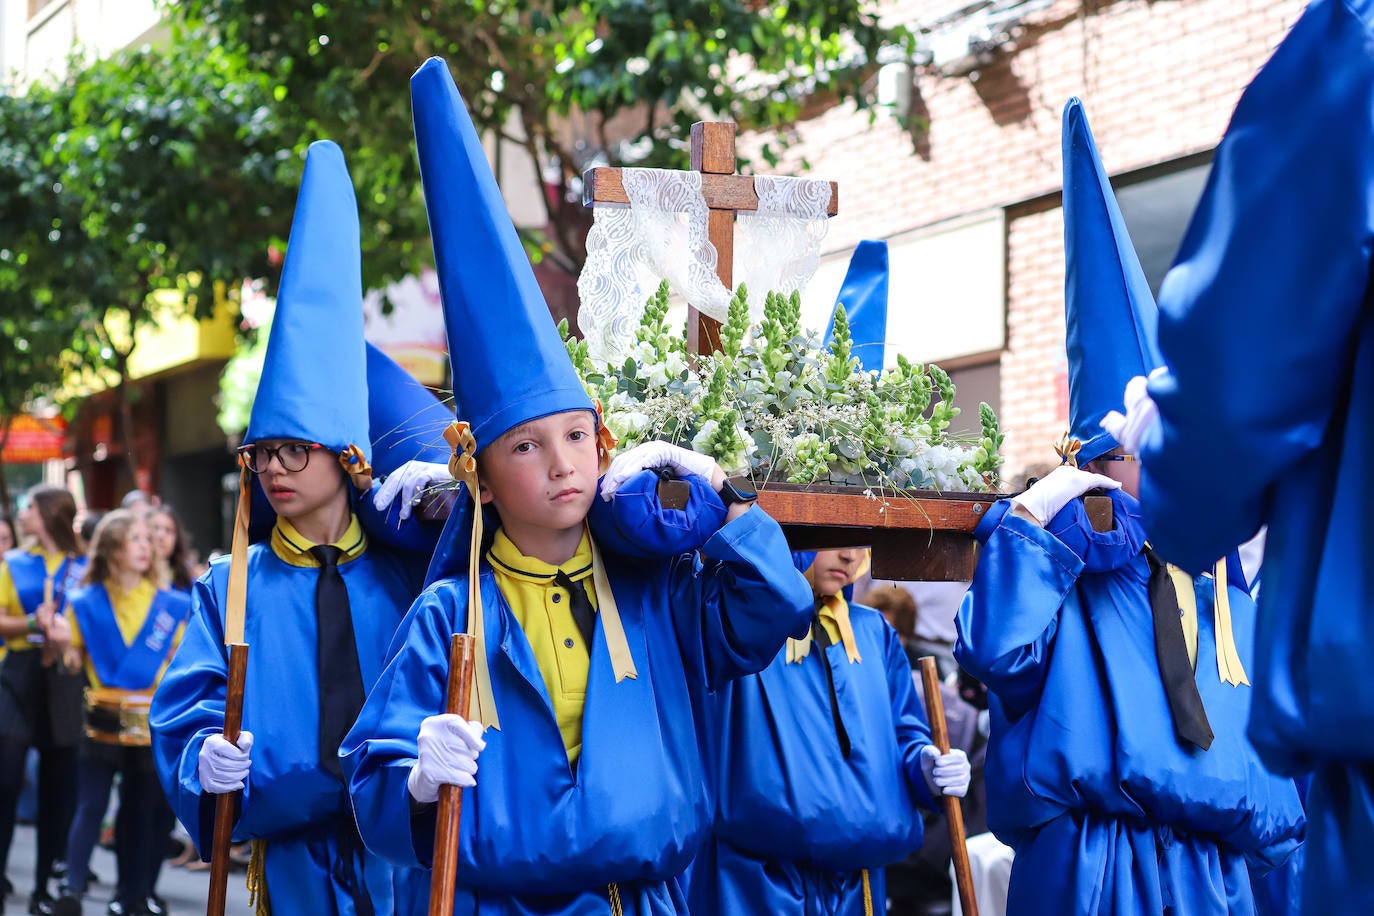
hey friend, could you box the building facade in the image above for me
[766,0,1306,483]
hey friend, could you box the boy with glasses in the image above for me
[150,142,432,915]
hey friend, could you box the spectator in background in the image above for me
[0,486,87,913]
[145,507,193,594]
[117,492,151,513]
[855,579,964,679]
[48,510,190,916]
[74,512,104,556]
[0,518,15,555]
[861,585,921,669]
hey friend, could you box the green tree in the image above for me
[0,37,294,483]
[164,0,909,275]
[0,82,95,506]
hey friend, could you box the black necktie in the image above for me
[311,545,366,780]
[811,612,852,759]
[1143,547,1214,752]
[553,570,596,653]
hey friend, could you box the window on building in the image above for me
[1114,161,1213,296]
[803,209,1007,367]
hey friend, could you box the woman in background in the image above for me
[146,507,193,594]
[49,511,189,916]
[0,486,86,914]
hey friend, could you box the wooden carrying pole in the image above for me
[206,643,249,916]
[919,656,979,916]
[428,633,478,916]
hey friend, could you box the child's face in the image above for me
[149,513,177,560]
[479,411,599,548]
[253,439,349,522]
[1086,449,1140,499]
[809,548,866,598]
[116,520,153,577]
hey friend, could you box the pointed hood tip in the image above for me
[411,55,591,453]
[244,141,370,467]
[827,239,890,374]
[1061,98,1161,465]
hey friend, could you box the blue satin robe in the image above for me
[149,544,430,915]
[1133,3,1374,911]
[688,603,936,916]
[955,493,1305,915]
[342,507,813,916]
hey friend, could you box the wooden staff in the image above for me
[919,656,979,916]
[207,642,249,916]
[428,633,477,916]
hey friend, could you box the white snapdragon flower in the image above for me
[691,420,720,455]
[605,409,651,443]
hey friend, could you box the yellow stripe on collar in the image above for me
[270,515,367,568]
[787,593,863,665]
[487,529,593,585]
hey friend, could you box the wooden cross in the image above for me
[582,121,839,356]
[580,124,986,581]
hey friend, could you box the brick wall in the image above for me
[746,0,1308,482]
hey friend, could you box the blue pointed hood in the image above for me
[825,240,889,372]
[365,342,454,476]
[410,58,592,454]
[358,342,457,552]
[245,141,370,473]
[1062,98,1163,464]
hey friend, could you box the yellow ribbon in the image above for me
[1212,559,1249,687]
[1162,557,1248,687]
[337,444,373,491]
[787,593,863,665]
[588,535,638,683]
[594,399,617,475]
[1054,431,1083,468]
[443,421,500,731]
[224,461,252,647]
[1166,563,1199,669]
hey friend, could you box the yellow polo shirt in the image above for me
[488,529,597,766]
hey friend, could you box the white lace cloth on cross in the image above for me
[577,167,831,365]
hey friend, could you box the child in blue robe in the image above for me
[1094,2,1374,910]
[149,141,432,916]
[340,58,814,916]
[688,547,971,916]
[954,99,1304,916]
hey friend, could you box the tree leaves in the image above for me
[162,0,910,273]
[0,36,294,418]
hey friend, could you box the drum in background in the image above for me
[84,687,153,746]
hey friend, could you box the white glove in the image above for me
[920,744,971,798]
[1099,368,1166,456]
[600,441,717,501]
[407,714,486,804]
[372,461,452,521]
[1010,466,1120,526]
[198,731,254,794]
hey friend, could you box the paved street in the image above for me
[8,823,251,915]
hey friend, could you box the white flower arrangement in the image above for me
[564,282,1005,493]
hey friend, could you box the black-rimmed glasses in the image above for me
[237,442,327,474]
